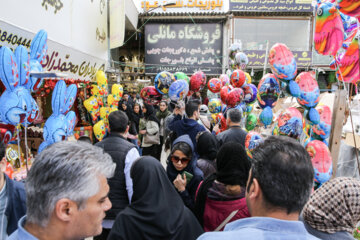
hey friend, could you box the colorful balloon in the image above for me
[235,52,248,69]
[219,74,230,87]
[268,43,297,81]
[259,106,273,128]
[245,84,257,104]
[245,131,263,159]
[246,113,257,131]
[336,34,359,84]
[154,71,175,95]
[96,70,108,95]
[84,96,100,121]
[207,78,222,93]
[295,72,320,109]
[306,140,333,188]
[244,72,252,84]
[94,120,107,141]
[168,80,189,102]
[140,86,162,105]
[314,2,344,56]
[230,69,246,88]
[273,107,304,139]
[111,84,123,100]
[311,105,332,141]
[190,71,206,92]
[226,88,244,108]
[174,72,189,84]
[220,85,233,104]
[208,98,222,114]
[337,0,360,18]
[257,73,281,109]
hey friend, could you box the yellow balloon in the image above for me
[112,84,123,100]
[91,85,101,98]
[99,107,110,124]
[93,120,106,141]
[109,107,118,114]
[84,96,100,121]
[107,95,119,108]
[245,72,252,84]
[96,71,108,96]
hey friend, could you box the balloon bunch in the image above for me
[314,0,359,85]
[84,71,123,141]
[228,43,249,70]
[38,80,77,153]
[245,131,263,159]
[272,107,305,140]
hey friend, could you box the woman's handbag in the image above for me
[143,131,160,145]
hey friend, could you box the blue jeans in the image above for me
[131,139,142,155]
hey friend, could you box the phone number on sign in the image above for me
[0,29,32,50]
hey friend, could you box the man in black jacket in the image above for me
[95,110,140,239]
[216,108,248,148]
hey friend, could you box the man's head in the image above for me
[108,110,129,134]
[246,136,314,219]
[131,92,137,99]
[185,99,201,120]
[226,108,242,126]
[123,93,129,101]
[26,141,115,239]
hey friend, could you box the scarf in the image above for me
[156,108,170,120]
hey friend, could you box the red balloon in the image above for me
[230,69,246,88]
[140,86,162,105]
[190,71,206,92]
[226,88,244,107]
[207,78,222,93]
[220,85,233,104]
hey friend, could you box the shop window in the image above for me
[234,18,310,51]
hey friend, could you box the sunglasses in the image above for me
[171,155,191,164]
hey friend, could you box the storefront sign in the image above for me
[244,50,312,67]
[145,23,223,74]
[230,0,313,12]
[0,21,106,81]
[141,0,225,13]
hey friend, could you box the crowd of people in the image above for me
[0,90,360,240]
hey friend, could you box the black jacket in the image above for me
[216,125,248,148]
[95,133,135,219]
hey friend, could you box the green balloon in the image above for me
[246,113,257,131]
[174,72,190,84]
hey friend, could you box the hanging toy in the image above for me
[272,107,305,140]
[295,72,320,124]
[29,30,48,92]
[305,140,332,189]
[314,1,344,56]
[245,131,263,159]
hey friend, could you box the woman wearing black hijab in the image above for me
[108,156,203,240]
[196,131,217,179]
[140,103,160,158]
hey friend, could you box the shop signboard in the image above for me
[230,0,313,12]
[244,50,312,68]
[141,0,226,13]
[145,23,223,75]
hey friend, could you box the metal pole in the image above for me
[263,40,269,76]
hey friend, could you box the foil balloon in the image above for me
[207,78,222,93]
[336,34,359,84]
[235,52,248,69]
[306,140,333,188]
[107,95,118,108]
[96,70,108,95]
[230,69,246,88]
[311,105,332,142]
[210,113,226,133]
[244,72,252,84]
[94,120,107,141]
[272,107,304,139]
[0,46,35,126]
[140,86,162,105]
[39,80,77,153]
[219,74,230,87]
[168,79,189,102]
[220,85,233,104]
[207,90,218,99]
[259,106,273,128]
[245,84,258,104]
[226,88,244,108]
[295,72,320,109]
[337,0,360,18]
[154,71,175,95]
[91,85,103,106]
[245,113,257,131]
[208,98,222,114]
[111,84,123,100]
[84,96,100,121]
[268,43,297,81]
[314,2,344,56]
[257,73,281,109]
[229,43,242,60]
[174,72,189,83]
[29,30,47,92]
[190,71,206,92]
[245,131,263,159]
[0,123,16,144]
[99,106,110,125]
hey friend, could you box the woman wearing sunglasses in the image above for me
[167,134,203,211]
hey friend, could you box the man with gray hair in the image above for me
[8,141,116,240]
[215,108,247,148]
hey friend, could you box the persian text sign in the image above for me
[145,23,223,74]
[141,0,225,13]
[244,50,312,67]
[230,0,313,12]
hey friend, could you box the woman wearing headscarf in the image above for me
[107,156,204,240]
[301,177,360,240]
[196,131,217,179]
[167,135,203,211]
[130,103,143,154]
[140,103,160,158]
[156,100,171,159]
[194,142,251,232]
